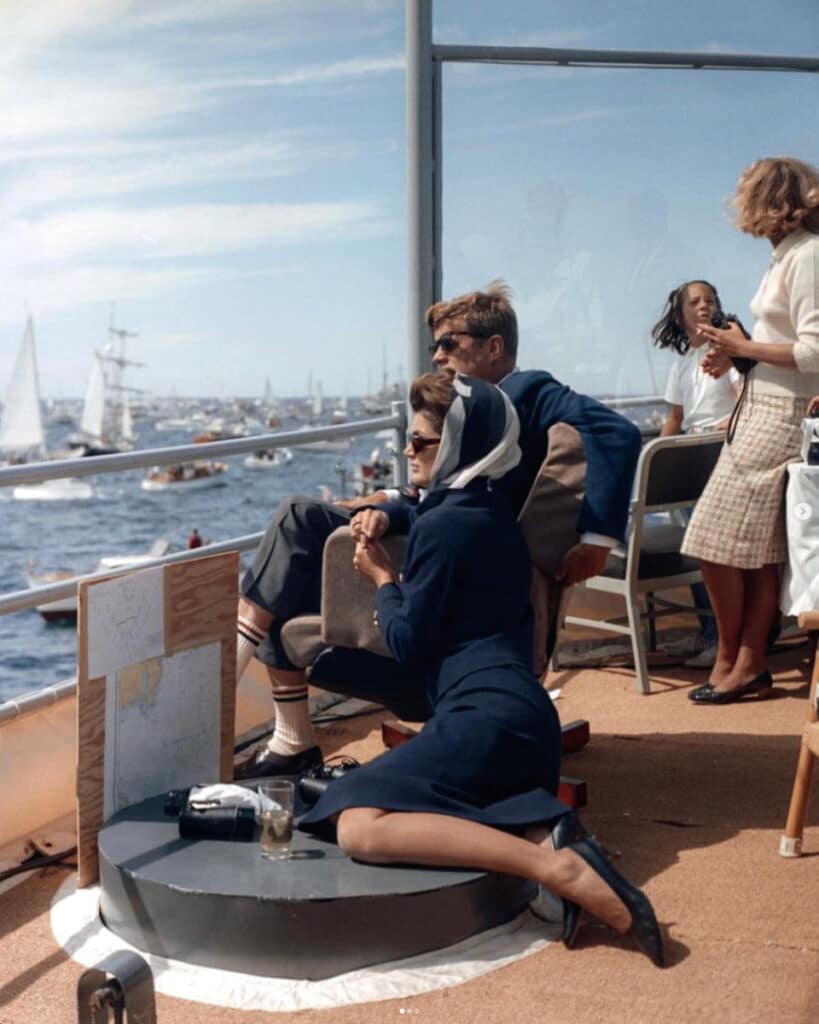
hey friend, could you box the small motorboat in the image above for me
[13,478,95,501]
[294,426,352,453]
[141,460,228,492]
[243,448,294,470]
[27,539,172,622]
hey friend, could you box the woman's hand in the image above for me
[350,508,389,546]
[353,539,395,588]
[697,320,751,358]
[700,348,734,379]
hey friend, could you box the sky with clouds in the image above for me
[1,0,817,400]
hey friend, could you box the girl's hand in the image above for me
[700,348,733,379]
[353,539,395,588]
[697,320,749,357]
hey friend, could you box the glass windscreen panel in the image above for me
[441,63,819,401]
[435,0,819,56]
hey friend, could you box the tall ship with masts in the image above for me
[68,319,143,456]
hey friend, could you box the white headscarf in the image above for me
[429,374,521,492]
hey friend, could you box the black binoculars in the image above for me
[709,310,757,375]
[164,788,255,841]
[298,758,358,806]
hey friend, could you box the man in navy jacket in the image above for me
[234,281,642,779]
[425,282,640,582]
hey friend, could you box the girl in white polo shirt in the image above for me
[651,280,739,666]
[653,280,739,437]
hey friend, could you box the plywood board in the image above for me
[85,565,164,678]
[164,555,238,654]
[103,644,222,819]
[77,551,239,886]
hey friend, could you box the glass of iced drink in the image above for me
[257,780,295,860]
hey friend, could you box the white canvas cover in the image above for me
[782,463,819,615]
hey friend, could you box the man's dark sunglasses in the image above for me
[406,432,441,454]
[427,330,489,356]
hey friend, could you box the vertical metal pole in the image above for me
[390,400,409,488]
[432,56,442,305]
[406,0,435,384]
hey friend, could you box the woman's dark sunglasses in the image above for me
[427,330,488,356]
[406,432,441,454]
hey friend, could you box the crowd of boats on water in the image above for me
[1,316,402,623]
[0,316,403,501]
[2,315,665,625]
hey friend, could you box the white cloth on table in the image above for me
[188,783,283,818]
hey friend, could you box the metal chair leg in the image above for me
[626,590,651,694]
[646,592,657,651]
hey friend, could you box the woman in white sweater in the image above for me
[682,156,819,704]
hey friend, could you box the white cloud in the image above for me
[4,200,389,267]
[264,54,404,87]
[0,259,310,332]
[0,141,306,219]
[0,65,217,146]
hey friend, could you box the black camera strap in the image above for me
[726,368,752,445]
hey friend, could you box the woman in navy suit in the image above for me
[299,372,663,966]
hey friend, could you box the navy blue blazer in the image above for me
[374,483,535,703]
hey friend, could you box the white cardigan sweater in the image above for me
[750,227,819,398]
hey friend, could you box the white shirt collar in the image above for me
[772,227,814,263]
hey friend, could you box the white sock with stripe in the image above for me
[266,674,316,756]
[236,615,266,681]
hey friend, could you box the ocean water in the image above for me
[0,404,664,703]
[0,418,389,702]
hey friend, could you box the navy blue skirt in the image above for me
[299,667,567,834]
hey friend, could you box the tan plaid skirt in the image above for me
[681,392,808,569]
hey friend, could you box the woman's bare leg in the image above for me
[337,808,632,933]
[236,596,274,680]
[714,563,779,691]
[699,561,744,685]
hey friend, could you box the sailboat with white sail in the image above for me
[297,376,352,452]
[0,316,44,462]
[1,317,94,501]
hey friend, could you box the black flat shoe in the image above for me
[570,835,664,967]
[688,670,773,705]
[550,812,588,947]
[234,744,322,781]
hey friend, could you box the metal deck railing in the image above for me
[0,394,662,717]
[0,408,407,718]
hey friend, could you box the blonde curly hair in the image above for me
[732,157,819,240]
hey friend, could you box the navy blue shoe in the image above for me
[688,670,773,704]
[570,835,664,967]
[550,812,588,947]
[234,744,322,780]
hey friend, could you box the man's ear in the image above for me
[487,333,506,362]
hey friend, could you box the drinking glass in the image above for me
[257,780,295,860]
